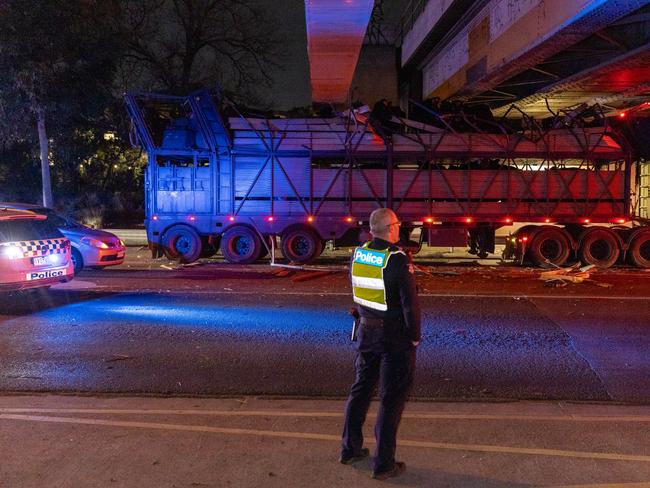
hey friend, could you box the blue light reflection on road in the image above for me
[36,293,351,339]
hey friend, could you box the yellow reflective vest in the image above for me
[351,242,405,311]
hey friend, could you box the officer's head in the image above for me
[369,208,401,244]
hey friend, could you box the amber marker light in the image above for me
[307,216,314,223]
[425,217,434,223]
[345,216,354,223]
[616,218,626,224]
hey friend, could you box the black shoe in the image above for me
[372,461,406,480]
[339,448,370,465]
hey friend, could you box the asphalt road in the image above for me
[1,260,648,402]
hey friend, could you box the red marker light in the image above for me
[228,216,235,222]
[425,217,433,223]
[619,112,627,118]
[267,216,274,222]
[307,216,314,223]
[152,215,158,221]
[522,236,528,242]
[465,217,473,223]
[616,218,626,224]
[505,217,512,224]
[544,218,551,223]
[583,218,590,224]
[189,215,196,221]
[345,216,354,223]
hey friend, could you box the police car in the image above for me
[0,208,74,291]
[1,203,126,273]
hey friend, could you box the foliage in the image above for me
[0,0,285,224]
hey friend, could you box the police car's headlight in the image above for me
[81,237,109,249]
[2,245,23,259]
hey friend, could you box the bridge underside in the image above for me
[409,0,650,119]
[474,8,650,118]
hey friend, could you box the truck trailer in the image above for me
[125,90,650,269]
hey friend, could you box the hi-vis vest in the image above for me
[351,242,405,311]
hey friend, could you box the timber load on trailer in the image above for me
[125,90,650,269]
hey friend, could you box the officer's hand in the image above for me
[411,341,420,347]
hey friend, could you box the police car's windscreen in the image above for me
[0,219,63,242]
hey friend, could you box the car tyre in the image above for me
[71,247,84,274]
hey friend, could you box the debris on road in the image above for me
[539,263,613,288]
[414,265,461,277]
[291,270,336,283]
[104,354,135,363]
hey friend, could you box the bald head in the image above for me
[369,208,400,243]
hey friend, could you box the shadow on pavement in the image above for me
[0,289,118,316]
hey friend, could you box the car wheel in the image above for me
[71,248,84,274]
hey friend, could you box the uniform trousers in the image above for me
[341,336,416,473]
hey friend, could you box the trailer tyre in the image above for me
[528,228,570,268]
[162,225,202,264]
[629,230,650,268]
[579,229,620,268]
[281,227,322,263]
[220,226,263,264]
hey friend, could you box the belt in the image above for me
[360,317,384,328]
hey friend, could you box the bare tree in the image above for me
[120,0,281,97]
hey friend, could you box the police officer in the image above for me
[340,208,421,480]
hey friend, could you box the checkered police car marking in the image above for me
[353,248,386,267]
[0,238,68,258]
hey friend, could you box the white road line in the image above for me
[551,483,650,488]
[3,408,650,423]
[2,413,650,463]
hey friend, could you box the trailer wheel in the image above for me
[220,226,263,264]
[281,227,322,263]
[579,229,620,268]
[528,228,570,268]
[629,230,650,268]
[162,225,202,263]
